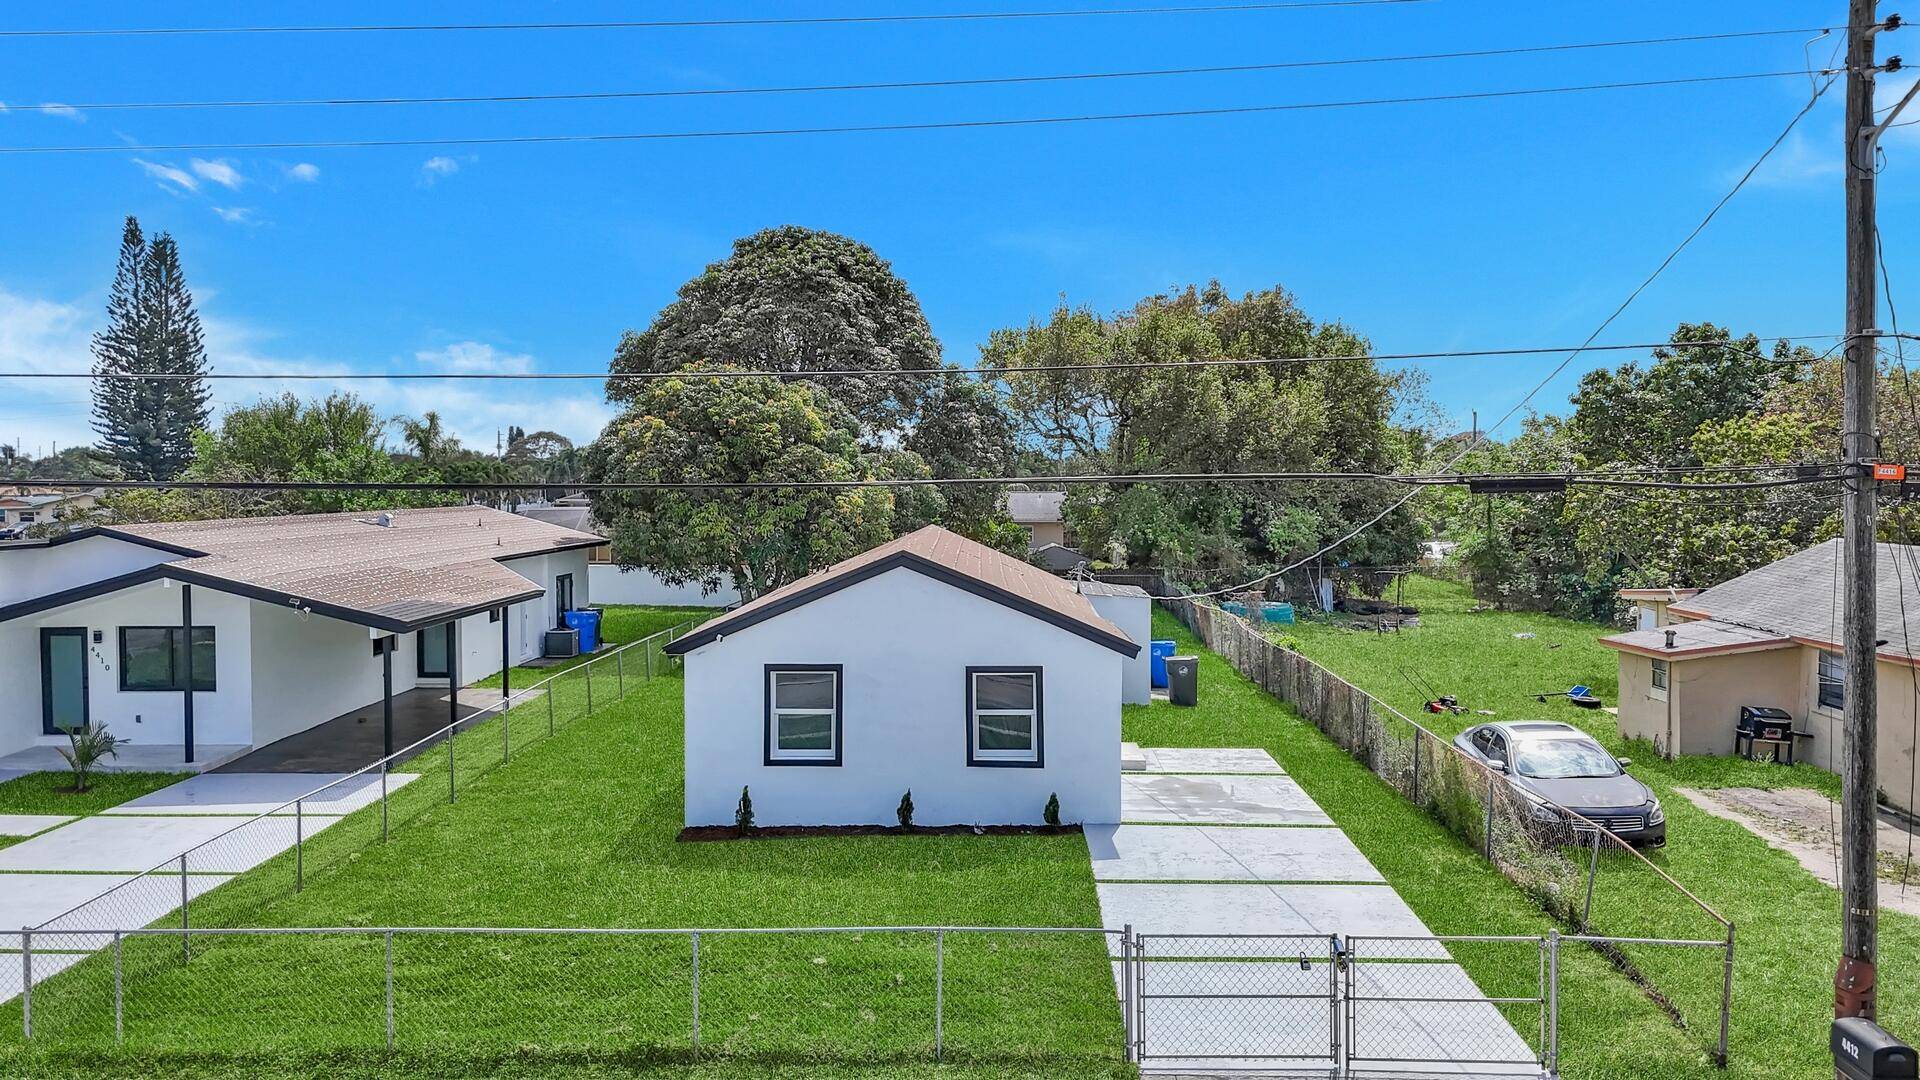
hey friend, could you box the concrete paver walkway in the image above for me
[1095,747,1539,1075]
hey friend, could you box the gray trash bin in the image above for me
[1168,655,1199,707]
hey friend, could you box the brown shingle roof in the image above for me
[19,506,604,631]
[664,524,1139,656]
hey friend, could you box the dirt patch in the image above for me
[1675,786,1920,918]
[679,823,1083,842]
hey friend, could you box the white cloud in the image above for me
[190,158,244,189]
[211,206,259,225]
[419,156,463,185]
[285,162,320,182]
[132,158,198,192]
[414,341,536,374]
[37,103,84,123]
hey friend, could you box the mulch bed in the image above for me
[679,823,1083,842]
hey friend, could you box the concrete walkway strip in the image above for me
[1121,772,1332,826]
[1098,882,1445,957]
[0,814,74,836]
[1087,822,1385,883]
[1138,746,1285,774]
[0,814,340,874]
[2,872,232,946]
[102,771,420,817]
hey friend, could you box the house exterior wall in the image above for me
[1022,522,1068,551]
[249,604,424,749]
[679,565,1123,827]
[0,535,179,606]
[7,579,257,749]
[1612,644,1917,815]
[1087,592,1151,705]
[589,563,740,607]
[0,620,39,756]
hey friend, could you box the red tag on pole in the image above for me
[1873,463,1907,481]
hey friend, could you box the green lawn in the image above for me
[4,616,1122,1079]
[0,770,189,817]
[1254,576,1917,1078]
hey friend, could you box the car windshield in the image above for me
[1512,738,1620,779]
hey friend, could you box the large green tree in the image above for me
[584,365,898,600]
[89,217,211,480]
[986,283,1419,583]
[179,393,455,516]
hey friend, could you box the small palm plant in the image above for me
[56,723,123,794]
[735,785,755,831]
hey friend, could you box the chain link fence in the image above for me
[1151,579,1738,1065]
[11,925,1126,1071]
[15,620,698,981]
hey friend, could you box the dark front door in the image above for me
[40,627,89,734]
[417,623,453,679]
[554,573,574,628]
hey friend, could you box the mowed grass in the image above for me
[472,603,719,689]
[0,770,189,817]
[3,622,1122,1080]
[1260,577,1917,1078]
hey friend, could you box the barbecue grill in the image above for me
[1736,705,1804,764]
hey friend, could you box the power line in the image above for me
[0,70,1826,155]
[9,28,1842,114]
[2,468,1850,494]
[1165,67,1841,600]
[0,1,1424,38]
[9,336,1837,383]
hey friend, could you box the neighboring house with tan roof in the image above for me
[1004,489,1071,551]
[0,487,102,537]
[1599,539,1918,815]
[664,524,1141,827]
[516,495,742,607]
[0,505,602,768]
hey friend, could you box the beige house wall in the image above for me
[1022,521,1067,551]
[1612,644,1919,816]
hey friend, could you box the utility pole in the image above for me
[1837,0,1902,1023]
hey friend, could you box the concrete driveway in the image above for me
[0,770,418,1001]
[1096,746,1539,1074]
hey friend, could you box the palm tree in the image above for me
[398,411,458,467]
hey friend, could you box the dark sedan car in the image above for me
[1452,721,1666,846]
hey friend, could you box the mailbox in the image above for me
[1834,1018,1916,1080]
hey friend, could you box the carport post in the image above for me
[381,636,394,760]
[448,620,459,804]
[499,607,510,704]
[181,583,195,764]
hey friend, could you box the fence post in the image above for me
[586,661,595,714]
[616,647,625,697]
[181,853,190,962]
[934,929,944,1061]
[381,766,389,842]
[296,798,304,892]
[114,929,123,1044]
[448,727,456,804]
[1546,930,1560,1075]
[1581,827,1603,932]
[503,700,510,763]
[1483,772,1497,860]
[1717,923,1735,1067]
[647,640,655,681]
[385,929,395,1052]
[547,682,555,735]
[1410,731,1423,806]
[1122,925,1134,1063]
[690,931,701,1057]
[20,928,29,1040]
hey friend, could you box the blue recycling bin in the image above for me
[1150,640,1177,688]
[563,609,601,654]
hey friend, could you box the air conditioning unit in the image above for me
[543,627,580,658]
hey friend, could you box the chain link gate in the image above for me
[1129,932,1555,1078]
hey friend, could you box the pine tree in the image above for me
[140,233,211,479]
[90,217,151,475]
[88,220,211,481]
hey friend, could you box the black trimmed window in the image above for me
[966,667,1043,767]
[1818,650,1845,710]
[119,626,216,692]
[765,665,842,765]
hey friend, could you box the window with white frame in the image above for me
[1818,651,1845,711]
[967,667,1042,766]
[1649,658,1668,699]
[765,666,841,765]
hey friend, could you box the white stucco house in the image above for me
[0,505,600,770]
[664,525,1141,827]
[1076,580,1152,705]
[517,497,743,607]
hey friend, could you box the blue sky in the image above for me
[1,1,1912,458]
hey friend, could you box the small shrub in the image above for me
[1270,633,1305,653]
[897,789,914,828]
[1044,792,1061,826]
[735,786,754,831]
[57,723,123,794]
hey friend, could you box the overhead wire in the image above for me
[1158,67,1843,601]
[5,28,1847,114]
[0,1,1428,38]
[0,70,1833,155]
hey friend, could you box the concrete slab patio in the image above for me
[0,743,248,774]
[0,813,74,836]
[103,771,417,817]
[214,686,534,773]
